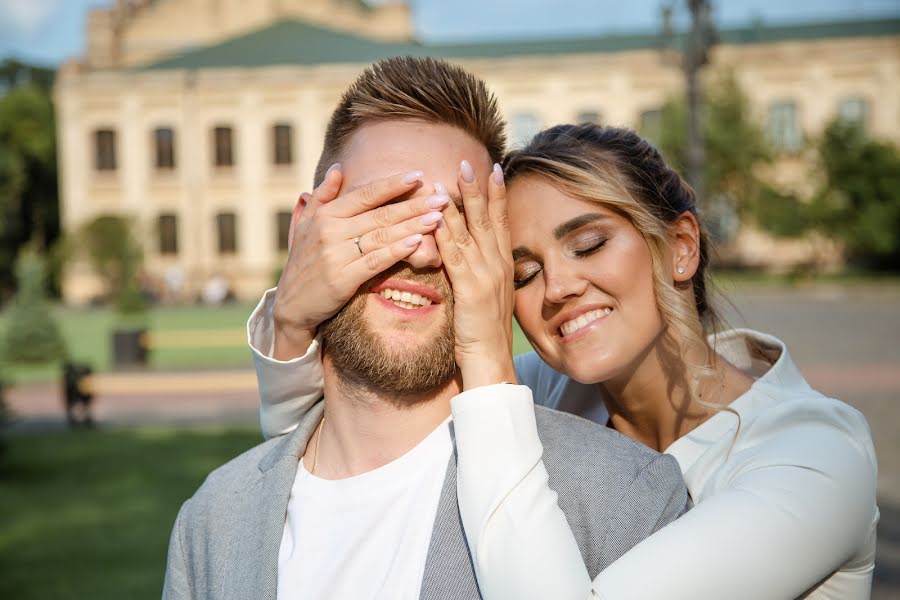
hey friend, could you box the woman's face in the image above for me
[508,175,666,384]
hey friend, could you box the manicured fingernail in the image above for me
[460,160,475,183]
[420,212,443,226]
[492,163,504,186]
[434,182,447,194]
[426,194,450,208]
[326,163,341,177]
[404,234,423,247]
[402,170,424,184]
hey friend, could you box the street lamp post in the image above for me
[661,1,717,207]
[685,0,715,207]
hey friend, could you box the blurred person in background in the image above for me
[163,57,688,600]
[255,112,879,598]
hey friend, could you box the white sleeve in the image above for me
[595,397,878,600]
[247,288,325,440]
[451,384,597,600]
[452,387,878,600]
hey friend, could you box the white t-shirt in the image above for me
[277,419,454,600]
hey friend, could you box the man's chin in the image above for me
[322,285,456,400]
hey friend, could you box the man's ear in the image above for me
[670,211,700,283]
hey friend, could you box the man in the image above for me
[164,57,688,600]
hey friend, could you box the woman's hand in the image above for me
[434,160,517,390]
[272,164,451,360]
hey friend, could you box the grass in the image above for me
[0,425,261,600]
[713,268,900,289]
[0,303,257,385]
[0,302,536,385]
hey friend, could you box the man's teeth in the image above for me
[560,308,612,337]
[379,288,433,310]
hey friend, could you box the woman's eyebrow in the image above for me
[553,213,608,239]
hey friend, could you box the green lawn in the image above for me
[0,303,535,385]
[712,268,900,289]
[0,303,257,385]
[0,426,260,599]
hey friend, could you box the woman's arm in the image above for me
[450,390,877,600]
[451,388,686,600]
[248,288,324,439]
[594,396,877,600]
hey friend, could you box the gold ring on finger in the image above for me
[353,236,364,255]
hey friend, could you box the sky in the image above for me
[1,0,898,67]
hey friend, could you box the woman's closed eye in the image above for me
[570,233,608,257]
[513,261,542,290]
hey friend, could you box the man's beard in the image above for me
[320,266,456,405]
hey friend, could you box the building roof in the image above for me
[140,16,900,71]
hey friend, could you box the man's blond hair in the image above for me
[314,56,506,186]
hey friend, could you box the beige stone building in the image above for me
[54,0,900,303]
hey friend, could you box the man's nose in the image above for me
[402,232,442,269]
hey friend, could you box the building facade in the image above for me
[55,0,900,303]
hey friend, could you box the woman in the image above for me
[250,124,878,599]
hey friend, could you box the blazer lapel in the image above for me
[222,402,325,600]
[419,452,482,600]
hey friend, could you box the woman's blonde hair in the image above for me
[504,124,724,409]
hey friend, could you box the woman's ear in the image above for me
[670,211,700,283]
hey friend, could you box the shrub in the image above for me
[2,251,66,363]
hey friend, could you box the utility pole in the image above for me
[661,1,716,207]
[684,0,716,207]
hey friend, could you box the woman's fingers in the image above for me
[346,188,450,239]
[488,163,512,267]
[352,210,445,257]
[287,193,310,252]
[434,191,478,274]
[299,163,343,224]
[346,234,424,281]
[457,160,500,259]
[324,170,425,218]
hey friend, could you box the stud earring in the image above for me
[677,266,686,274]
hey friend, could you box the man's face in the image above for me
[321,120,493,401]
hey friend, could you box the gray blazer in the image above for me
[163,402,688,599]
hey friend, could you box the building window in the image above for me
[213,126,234,167]
[838,96,868,131]
[638,108,663,145]
[767,101,802,152]
[154,127,176,169]
[273,123,293,165]
[576,110,602,125]
[276,211,292,251]
[158,213,178,255]
[510,112,541,148]
[216,212,237,254]
[94,129,117,171]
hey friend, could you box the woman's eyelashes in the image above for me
[513,231,609,289]
[513,262,541,290]
[571,233,608,257]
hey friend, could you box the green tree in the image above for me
[2,251,67,363]
[0,59,55,92]
[810,119,900,268]
[0,80,60,299]
[651,71,771,239]
[79,215,147,314]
